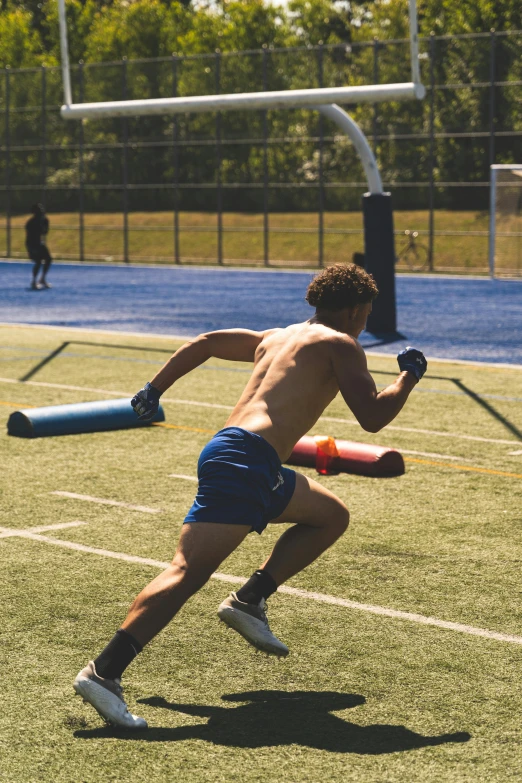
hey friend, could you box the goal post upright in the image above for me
[57,0,72,107]
[489,164,522,279]
[56,0,426,332]
[489,166,498,278]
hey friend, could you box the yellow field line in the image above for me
[3,400,520,479]
[0,400,35,408]
[156,425,522,479]
[404,456,522,480]
[153,422,214,434]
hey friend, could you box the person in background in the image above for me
[25,203,53,290]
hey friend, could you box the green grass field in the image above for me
[1,324,522,782]
[0,209,505,274]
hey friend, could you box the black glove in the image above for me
[397,346,427,381]
[131,382,161,421]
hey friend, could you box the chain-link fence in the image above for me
[1,30,521,274]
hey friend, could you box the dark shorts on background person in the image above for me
[27,244,52,264]
[184,427,297,534]
[27,244,41,262]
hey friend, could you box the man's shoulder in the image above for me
[319,329,360,351]
[326,332,366,363]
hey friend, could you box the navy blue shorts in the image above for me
[184,427,297,535]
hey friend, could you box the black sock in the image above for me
[236,569,278,605]
[94,629,143,681]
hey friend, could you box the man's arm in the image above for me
[150,329,268,394]
[131,329,271,419]
[330,338,425,433]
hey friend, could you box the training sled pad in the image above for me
[7,399,165,438]
[287,435,405,477]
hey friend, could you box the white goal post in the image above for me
[489,165,522,278]
[56,0,426,333]
[57,0,425,120]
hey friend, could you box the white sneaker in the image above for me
[217,592,289,657]
[73,661,147,729]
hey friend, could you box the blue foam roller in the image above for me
[7,398,165,438]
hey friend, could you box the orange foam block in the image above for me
[286,435,405,477]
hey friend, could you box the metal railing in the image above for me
[1,30,521,274]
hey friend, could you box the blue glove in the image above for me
[397,346,427,381]
[131,382,161,421]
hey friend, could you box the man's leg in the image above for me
[39,247,52,287]
[121,521,250,647]
[261,472,349,584]
[31,259,41,289]
[218,473,349,654]
[74,522,249,728]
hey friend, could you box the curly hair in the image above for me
[305,263,378,311]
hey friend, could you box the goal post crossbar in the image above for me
[57,0,425,119]
[60,82,425,121]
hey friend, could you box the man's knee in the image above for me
[330,503,350,538]
[168,559,212,595]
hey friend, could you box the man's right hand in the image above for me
[131,382,161,421]
[397,346,427,381]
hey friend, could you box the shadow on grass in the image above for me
[360,331,408,350]
[74,690,470,754]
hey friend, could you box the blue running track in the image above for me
[2,261,521,364]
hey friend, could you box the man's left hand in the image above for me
[397,346,427,381]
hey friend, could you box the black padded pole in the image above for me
[362,192,397,333]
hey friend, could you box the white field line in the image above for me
[0,321,190,343]
[320,415,519,446]
[1,375,519,447]
[0,374,511,449]
[390,448,472,461]
[2,523,522,647]
[366,350,522,371]
[508,450,522,456]
[0,376,128,397]
[50,491,161,514]
[0,521,87,539]
[169,473,198,481]
[3,319,522,370]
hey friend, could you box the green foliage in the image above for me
[0,0,520,216]
[0,8,43,67]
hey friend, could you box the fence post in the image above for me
[262,46,269,267]
[215,50,223,265]
[41,66,47,204]
[78,61,85,262]
[122,58,129,263]
[489,29,496,169]
[373,38,379,154]
[5,67,11,259]
[317,43,324,269]
[172,54,180,264]
[428,32,435,271]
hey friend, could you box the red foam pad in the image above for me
[287,436,405,477]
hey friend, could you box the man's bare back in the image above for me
[146,306,419,460]
[227,321,352,461]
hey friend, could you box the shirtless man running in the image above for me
[74,264,427,729]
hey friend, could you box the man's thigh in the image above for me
[40,245,52,263]
[269,471,348,528]
[174,521,251,576]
